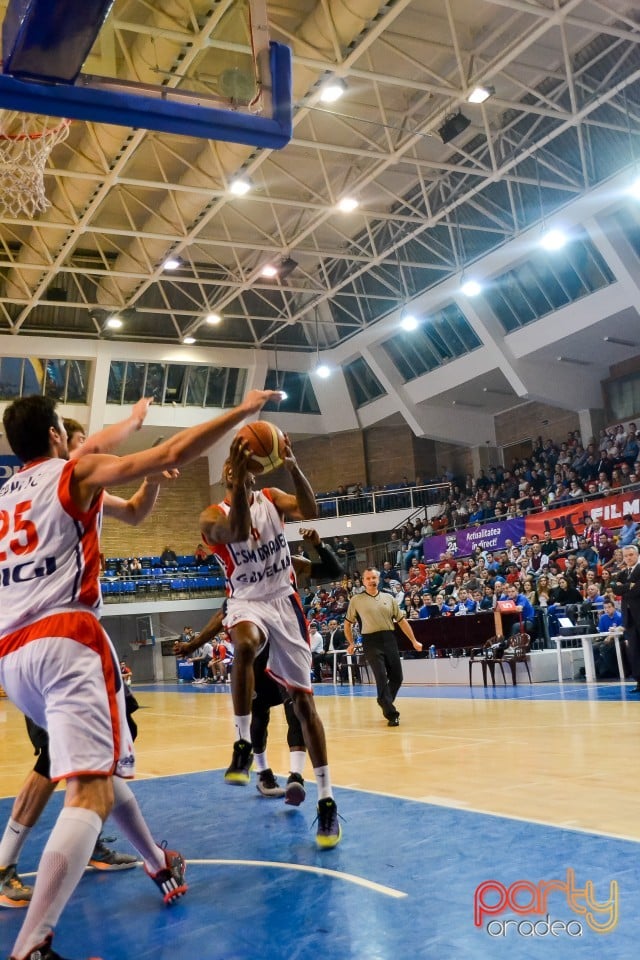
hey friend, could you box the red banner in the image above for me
[524,490,640,539]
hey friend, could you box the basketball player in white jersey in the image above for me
[0,387,279,960]
[200,436,342,848]
[0,403,178,909]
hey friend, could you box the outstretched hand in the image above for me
[241,389,283,416]
[300,527,321,547]
[282,432,297,472]
[132,397,154,429]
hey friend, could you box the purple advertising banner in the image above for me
[423,518,526,562]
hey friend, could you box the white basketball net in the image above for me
[0,112,70,219]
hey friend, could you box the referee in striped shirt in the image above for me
[345,567,422,726]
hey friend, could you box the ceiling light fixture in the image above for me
[315,363,331,379]
[229,176,251,196]
[461,278,482,297]
[556,356,591,366]
[467,85,494,104]
[629,176,640,199]
[205,312,222,325]
[401,314,418,331]
[603,335,637,347]
[106,315,123,329]
[163,258,180,270]
[437,111,471,144]
[182,335,196,345]
[337,196,359,213]
[320,77,347,103]
[540,228,567,251]
[260,264,278,278]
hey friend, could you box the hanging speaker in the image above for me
[438,111,471,144]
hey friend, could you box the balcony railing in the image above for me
[316,483,450,519]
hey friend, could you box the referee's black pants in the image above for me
[361,630,403,720]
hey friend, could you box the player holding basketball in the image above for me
[200,435,342,848]
[0,387,279,960]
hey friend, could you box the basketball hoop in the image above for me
[0,111,70,218]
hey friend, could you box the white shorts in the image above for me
[224,593,312,692]
[0,611,135,781]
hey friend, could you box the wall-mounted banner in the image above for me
[422,489,640,562]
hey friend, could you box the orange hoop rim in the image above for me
[0,117,71,142]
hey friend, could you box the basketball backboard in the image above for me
[0,0,292,148]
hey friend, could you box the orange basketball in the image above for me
[236,420,286,474]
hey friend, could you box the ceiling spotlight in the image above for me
[106,315,123,329]
[278,256,298,279]
[540,228,567,251]
[315,363,331,379]
[279,391,289,401]
[603,335,637,347]
[205,312,222,325]
[467,85,494,104]
[182,335,196,345]
[337,196,359,213]
[401,314,418,331]
[629,176,640,199]
[320,77,347,103]
[163,258,180,270]
[229,176,252,196]
[437,111,471,144]
[461,278,482,297]
[556,356,591,366]
[260,264,278,278]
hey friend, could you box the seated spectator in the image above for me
[583,583,605,614]
[500,582,535,636]
[161,545,179,567]
[535,574,551,607]
[403,534,424,571]
[120,659,133,687]
[309,622,325,683]
[596,533,616,566]
[129,556,142,576]
[550,575,583,606]
[618,514,638,548]
[210,636,232,682]
[405,596,422,619]
[575,536,598,570]
[451,588,477,615]
[521,578,537,606]
[194,542,209,565]
[419,593,438,618]
[380,559,401,586]
[407,557,427,588]
[191,639,214,683]
[558,523,579,555]
[593,599,624,679]
[479,585,495,610]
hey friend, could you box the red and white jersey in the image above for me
[0,457,103,637]
[207,489,295,601]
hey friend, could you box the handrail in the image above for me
[316,482,450,519]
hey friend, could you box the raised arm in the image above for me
[200,437,253,545]
[102,470,178,526]
[70,390,281,510]
[268,436,318,521]
[70,397,154,457]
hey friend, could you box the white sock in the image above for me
[11,807,101,960]
[0,818,31,870]
[313,765,333,801]
[253,752,269,773]
[234,715,251,741]
[110,778,164,874]
[289,750,306,777]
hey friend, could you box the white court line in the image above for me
[18,860,407,899]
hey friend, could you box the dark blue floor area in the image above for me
[1,772,637,959]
